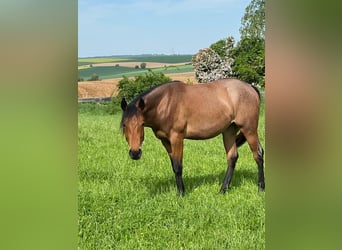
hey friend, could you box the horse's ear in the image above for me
[138,98,145,111]
[121,97,127,111]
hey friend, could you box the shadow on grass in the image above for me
[142,168,258,196]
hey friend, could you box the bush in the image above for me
[110,70,172,114]
[88,73,99,81]
[192,48,232,83]
[140,62,147,69]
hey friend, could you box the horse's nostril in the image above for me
[129,149,142,160]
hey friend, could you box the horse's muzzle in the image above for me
[129,149,142,160]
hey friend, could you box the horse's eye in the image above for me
[123,123,126,128]
[142,122,145,126]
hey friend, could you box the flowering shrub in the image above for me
[192,48,232,83]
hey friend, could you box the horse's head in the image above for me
[120,97,145,160]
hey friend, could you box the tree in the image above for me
[233,0,265,87]
[140,62,147,69]
[210,36,235,60]
[230,37,265,87]
[88,73,99,81]
[210,39,227,60]
[191,0,265,87]
[240,0,265,39]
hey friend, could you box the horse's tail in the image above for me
[236,132,246,147]
[251,84,261,100]
[236,84,261,148]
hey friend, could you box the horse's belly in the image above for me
[184,123,225,140]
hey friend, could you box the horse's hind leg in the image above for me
[220,125,239,193]
[242,130,265,191]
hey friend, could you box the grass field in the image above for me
[78,64,194,80]
[78,66,144,80]
[78,55,194,80]
[78,99,265,249]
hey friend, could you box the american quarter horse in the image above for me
[120,78,265,195]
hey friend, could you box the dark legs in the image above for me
[220,125,239,193]
[220,152,238,193]
[256,142,265,191]
[161,136,185,195]
[220,124,265,193]
[241,130,265,192]
[170,157,185,195]
[158,128,265,195]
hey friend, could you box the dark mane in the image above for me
[120,81,182,132]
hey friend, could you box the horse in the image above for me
[120,78,265,195]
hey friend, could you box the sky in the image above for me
[78,0,250,57]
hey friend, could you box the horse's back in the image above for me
[168,79,260,139]
[182,78,260,114]
[214,78,260,102]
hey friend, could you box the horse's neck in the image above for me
[142,88,165,125]
[144,87,164,109]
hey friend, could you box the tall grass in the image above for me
[78,99,265,249]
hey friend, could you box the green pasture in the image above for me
[78,66,143,80]
[78,64,194,81]
[78,57,130,65]
[78,54,193,66]
[78,98,265,249]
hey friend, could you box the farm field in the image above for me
[78,64,193,81]
[78,55,194,81]
[78,99,265,249]
[78,55,197,98]
[78,71,197,99]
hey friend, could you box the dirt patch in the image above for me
[78,79,120,98]
[78,72,198,98]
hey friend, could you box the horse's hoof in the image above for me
[258,184,265,192]
[219,189,227,194]
[177,191,185,197]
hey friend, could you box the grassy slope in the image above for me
[78,99,265,249]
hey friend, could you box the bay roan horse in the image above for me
[120,78,265,195]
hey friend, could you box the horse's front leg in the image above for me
[161,135,185,195]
